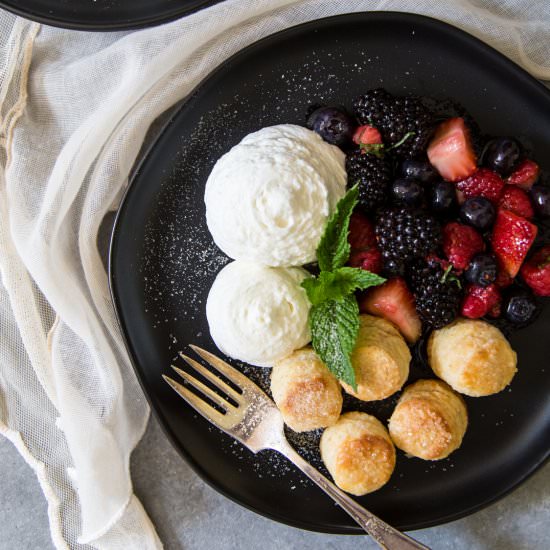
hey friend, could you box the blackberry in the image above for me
[408,259,462,329]
[375,207,441,274]
[353,88,434,159]
[346,150,391,212]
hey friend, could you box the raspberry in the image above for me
[348,248,383,274]
[520,245,550,296]
[347,212,383,274]
[442,222,485,271]
[456,168,505,204]
[498,186,534,219]
[461,284,502,319]
[348,211,377,250]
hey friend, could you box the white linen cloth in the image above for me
[0,1,548,548]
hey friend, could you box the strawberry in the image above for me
[442,222,485,271]
[520,245,550,296]
[347,211,382,274]
[359,277,422,343]
[353,124,383,146]
[461,284,502,319]
[498,186,534,219]
[427,117,477,182]
[456,168,505,204]
[491,209,538,278]
[506,159,540,190]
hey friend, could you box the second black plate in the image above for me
[0,0,221,31]
[110,12,550,533]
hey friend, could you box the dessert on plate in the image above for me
[201,87,550,496]
[389,379,468,460]
[321,412,396,496]
[340,314,410,402]
[271,347,342,432]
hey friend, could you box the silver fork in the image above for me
[163,345,430,550]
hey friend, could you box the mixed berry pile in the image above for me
[306,89,550,339]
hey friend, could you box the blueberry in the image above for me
[400,160,438,183]
[306,106,355,147]
[431,180,457,214]
[530,184,550,218]
[460,197,495,231]
[391,178,424,206]
[482,137,522,176]
[465,253,497,287]
[503,287,539,326]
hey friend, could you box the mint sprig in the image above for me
[302,186,385,390]
[309,296,360,388]
[316,185,358,272]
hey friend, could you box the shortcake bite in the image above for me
[428,318,517,397]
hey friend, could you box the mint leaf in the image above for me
[316,185,359,272]
[310,295,359,390]
[334,267,386,294]
[301,271,339,306]
[302,267,385,306]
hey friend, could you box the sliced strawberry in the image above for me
[347,211,382,274]
[442,222,485,271]
[359,277,422,343]
[498,186,534,219]
[520,245,550,296]
[506,159,540,190]
[461,284,501,319]
[353,124,383,146]
[491,209,538,278]
[427,117,477,182]
[456,168,505,204]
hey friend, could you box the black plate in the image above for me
[110,12,550,533]
[0,0,221,31]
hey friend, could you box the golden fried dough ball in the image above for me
[428,319,517,397]
[389,379,468,460]
[320,412,396,495]
[340,315,410,401]
[271,347,342,432]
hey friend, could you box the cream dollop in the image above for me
[205,261,311,367]
[204,124,346,267]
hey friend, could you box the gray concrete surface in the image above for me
[1,414,548,550]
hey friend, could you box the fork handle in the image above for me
[277,442,430,550]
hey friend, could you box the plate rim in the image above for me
[0,0,223,31]
[109,10,550,534]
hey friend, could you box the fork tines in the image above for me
[162,346,247,428]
